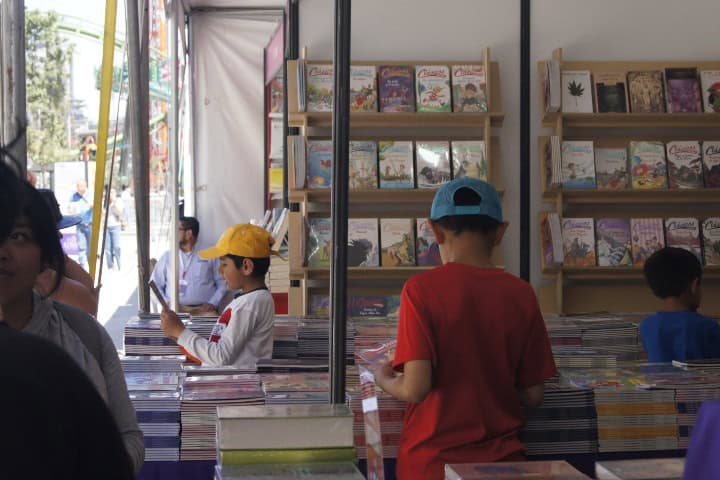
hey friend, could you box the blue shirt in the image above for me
[640,311,720,362]
[70,192,93,225]
[151,248,227,308]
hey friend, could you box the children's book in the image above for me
[629,141,668,189]
[349,141,378,189]
[561,141,596,188]
[665,67,702,113]
[665,217,702,261]
[348,295,388,317]
[666,141,703,189]
[378,141,414,189]
[347,218,379,267]
[562,218,596,267]
[562,70,594,113]
[415,65,451,112]
[627,71,666,113]
[378,65,415,112]
[452,64,488,112]
[306,64,334,112]
[700,70,720,113]
[306,218,331,267]
[702,141,720,188]
[416,218,441,266]
[415,141,451,188]
[306,140,332,188]
[596,218,632,267]
[594,72,629,113]
[595,148,629,190]
[380,218,415,267]
[350,65,377,112]
[702,217,720,266]
[445,460,589,480]
[540,212,564,268]
[630,218,665,266]
[451,140,487,181]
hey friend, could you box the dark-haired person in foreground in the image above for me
[375,178,558,480]
[160,224,275,369]
[640,247,720,362]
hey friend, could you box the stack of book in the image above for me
[297,318,355,361]
[120,355,186,373]
[124,316,217,355]
[124,372,182,392]
[676,387,720,448]
[552,348,618,369]
[271,315,300,359]
[595,458,685,480]
[545,317,583,349]
[347,390,405,460]
[445,460,589,479]
[182,365,256,377]
[129,390,182,462]
[213,462,365,480]
[260,372,330,405]
[574,317,642,361]
[256,358,328,373]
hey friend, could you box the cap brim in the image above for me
[57,215,82,230]
[198,245,224,259]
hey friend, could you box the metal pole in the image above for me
[283,0,298,209]
[520,0,530,281]
[329,0,351,405]
[167,0,180,311]
[0,0,27,173]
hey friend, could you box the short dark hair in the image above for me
[180,216,199,238]
[227,255,271,279]
[644,247,702,298]
[431,187,502,236]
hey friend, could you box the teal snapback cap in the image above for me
[430,177,503,222]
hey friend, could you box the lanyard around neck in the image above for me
[179,248,195,279]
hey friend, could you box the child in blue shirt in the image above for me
[640,247,720,362]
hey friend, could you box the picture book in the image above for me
[703,217,720,266]
[378,141,414,189]
[596,218,632,267]
[451,140,487,181]
[445,460,588,480]
[415,141,451,188]
[665,217,702,261]
[666,141,703,189]
[700,70,720,113]
[347,218,379,267]
[630,218,665,266]
[540,212,564,268]
[595,458,684,480]
[269,77,284,113]
[665,67,702,113]
[627,71,666,113]
[703,141,720,188]
[629,141,668,189]
[452,64,488,112]
[416,218,441,266]
[306,63,334,112]
[349,141,378,189]
[306,218,331,267]
[308,294,330,316]
[349,65,377,112]
[348,295,388,317]
[380,218,415,267]
[415,65,451,112]
[561,70,594,113]
[378,65,415,112]
[561,140,596,188]
[306,140,332,188]
[595,148,629,190]
[562,218,596,267]
[594,72,628,113]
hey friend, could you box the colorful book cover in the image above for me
[269,77,284,113]
[665,217,702,261]
[595,148,629,189]
[347,218,379,267]
[416,218,441,266]
[665,67,702,113]
[700,70,720,113]
[378,65,415,113]
[666,141,703,189]
[414,65,451,112]
[627,71,666,113]
[702,217,720,266]
[308,294,330,316]
[306,63,334,112]
[349,141,378,189]
[452,64,488,112]
[702,141,720,188]
[596,218,632,267]
[451,140,487,181]
[349,65,377,112]
[629,141,668,189]
[594,72,628,113]
[416,141,451,188]
[445,461,587,480]
[561,70,594,113]
[631,218,665,266]
[561,218,596,267]
[348,295,388,317]
[540,212,564,268]
[378,141,414,189]
[306,217,331,267]
[306,140,332,188]
[561,140,596,188]
[380,218,415,267]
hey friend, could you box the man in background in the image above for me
[69,180,93,269]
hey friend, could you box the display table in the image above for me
[137,460,215,480]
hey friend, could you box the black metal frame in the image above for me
[520,0,531,281]
[285,0,299,208]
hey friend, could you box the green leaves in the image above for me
[568,80,585,98]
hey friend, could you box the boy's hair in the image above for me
[180,216,199,238]
[644,247,702,298]
[227,254,270,279]
[431,187,502,236]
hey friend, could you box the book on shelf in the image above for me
[666,141,703,189]
[269,76,284,113]
[416,218,442,266]
[665,67,702,113]
[380,218,416,267]
[627,71,666,113]
[596,218,632,267]
[452,64,488,112]
[378,65,415,112]
[305,63,334,112]
[445,460,589,480]
[306,218,331,267]
[540,212,564,268]
[550,135,562,187]
[349,140,379,189]
[218,447,357,466]
[269,117,284,160]
[378,141,414,189]
[594,72,629,113]
[665,217,702,261]
[271,208,289,246]
[289,135,306,189]
[415,64,452,112]
[561,140,596,188]
[544,59,562,112]
[700,70,720,113]
[561,70,594,113]
[214,462,365,480]
[629,141,668,189]
[702,217,720,266]
[306,140,332,189]
[347,218,380,267]
[348,295,389,317]
[350,65,377,112]
[702,141,720,187]
[416,141,451,188]
[595,148,629,190]
[630,218,665,266]
[595,458,684,480]
[451,141,487,181]
[561,218,597,267]
[296,59,306,112]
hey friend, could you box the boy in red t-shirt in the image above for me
[375,178,558,480]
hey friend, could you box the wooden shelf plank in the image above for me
[290,111,504,128]
[543,188,720,205]
[289,187,505,205]
[290,266,436,280]
[543,266,720,281]
[542,112,720,129]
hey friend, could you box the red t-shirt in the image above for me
[392,263,558,480]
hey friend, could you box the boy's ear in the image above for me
[428,220,446,245]
[494,222,510,246]
[242,257,255,276]
[690,277,701,295]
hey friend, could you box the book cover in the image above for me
[594,72,628,113]
[627,71,666,113]
[378,141,414,189]
[595,458,684,480]
[347,218,379,267]
[596,218,632,267]
[416,141,451,188]
[306,140,332,189]
[269,77,284,113]
[350,65,377,112]
[665,67,702,113]
[348,295,388,317]
[349,141,378,189]
[415,65,452,112]
[308,294,329,316]
[306,63,334,112]
[561,70,594,113]
[214,462,365,480]
[451,141,487,181]
[218,447,356,466]
[703,141,720,188]
[703,217,720,266]
[700,70,720,113]
[666,141,703,189]
[416,218,441,266]
[306,218,331,267]
[540,212,564,268]
[562,140,596,188]
[445,461,587,480]
[452,64,488,112]
[631,218,665,266]
[595,148,629,190]
[378,65,415,113]
[380,218,415,267]
[629,141,668,189]
[665,217,702,261]
[562,218,597,267]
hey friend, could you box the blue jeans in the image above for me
[106,225,121,270]
[76,223,92,268]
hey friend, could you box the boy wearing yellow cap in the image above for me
[160,224,276,369]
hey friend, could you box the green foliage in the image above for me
[568,80,585,98]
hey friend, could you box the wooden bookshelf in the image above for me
[542,265,720,281]
[543,188,720,205]
[289,111,504,128]
[542,112,720,129]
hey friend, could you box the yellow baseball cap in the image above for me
[199,223,279,259]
